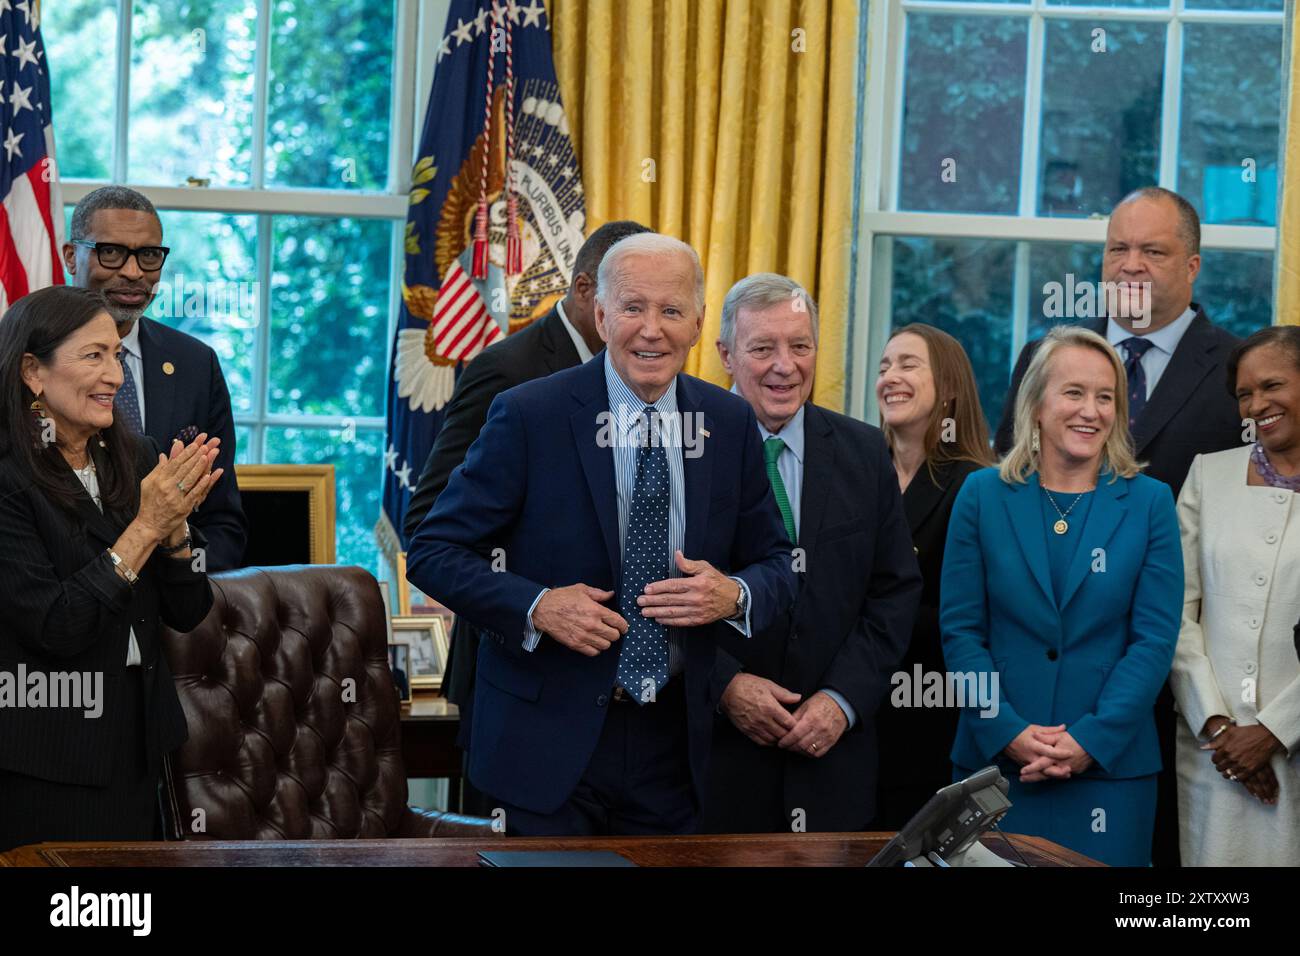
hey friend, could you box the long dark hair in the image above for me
[0,286,141,517]
[881,323,995,474]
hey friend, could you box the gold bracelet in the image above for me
[106,548,139,585]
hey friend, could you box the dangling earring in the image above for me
[1031,425,1041,454]
[96,431,107,448]
[29,397,43,418]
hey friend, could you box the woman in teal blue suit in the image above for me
[941,326,1183,866]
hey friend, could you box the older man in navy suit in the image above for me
[406,233,796,835]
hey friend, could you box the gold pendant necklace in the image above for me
[1043,487,1086,535]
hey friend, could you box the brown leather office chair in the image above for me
[159,565,494,840]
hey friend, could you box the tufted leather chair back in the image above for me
[160,565,490,840]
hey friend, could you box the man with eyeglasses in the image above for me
[61,185,247,572]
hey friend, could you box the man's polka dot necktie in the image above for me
[1120,336,1155,429]
[114,354,145,435]
[615,407,670,703]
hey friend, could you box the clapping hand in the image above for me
[138,434,223,541]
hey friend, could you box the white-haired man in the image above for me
[406,234,796,834]
[704,273,920,832]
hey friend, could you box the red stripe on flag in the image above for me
[26,163,63,287]
[0,203,31,305]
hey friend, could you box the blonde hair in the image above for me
[998,325,1141,484]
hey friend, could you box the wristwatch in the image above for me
[731,579,748,620]
[106,548,139,585]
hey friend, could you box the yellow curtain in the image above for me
[1280,5,1300,326]
[549,0,859,410]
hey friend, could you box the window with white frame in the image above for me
[852,0,1286,427]
[45,0,430,576]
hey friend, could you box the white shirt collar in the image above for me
[119,318,142,359]
[1106,305,1197,357]
[757,402,806,464]
[554,299,594,363]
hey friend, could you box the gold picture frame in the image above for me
[235,464,337,565]
[391,614,449,692]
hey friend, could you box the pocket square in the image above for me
[175,425,200,444]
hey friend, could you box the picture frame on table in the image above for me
[391,614,449,692]
[387,641,413,705]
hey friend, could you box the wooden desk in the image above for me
[399,697,462,808]
[2,832,1100,867]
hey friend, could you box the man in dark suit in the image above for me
[994,186,1242,866]
[402,220,651,752]
[63,186,247,571]
[995,187,1241,499]
[702,274,921,833]
[406,234,796,834]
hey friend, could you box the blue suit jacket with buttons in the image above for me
[940,466,1182,779]
[405,352,796,814]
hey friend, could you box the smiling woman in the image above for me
[940,324,1184,866]
[0,285,218,853]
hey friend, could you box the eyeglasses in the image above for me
[72,240,170,271]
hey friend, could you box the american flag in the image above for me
[0,0,62,311]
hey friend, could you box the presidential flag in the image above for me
[0,0,63,311]
[377,0,585,556]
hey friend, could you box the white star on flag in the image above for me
[12,36,38,71]
[522,0,545,27]
[3,128,23,160]
[8,82,32,115]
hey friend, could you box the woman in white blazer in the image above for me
[1173,326,1300,866]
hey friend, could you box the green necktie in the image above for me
[763,436,797,544]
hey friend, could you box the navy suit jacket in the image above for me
[137,317,247,571]
[705,403,921,831]
[406,353,797,814]
[940,467,1183,779]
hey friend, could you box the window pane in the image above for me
[265,0,395,190]
[268,216,391,417]
[129,0,257,186]
[1183,0,1282,10]
[1039,21,1164,216]
[45,0,118,180]
[1196,250,1273,340]
[263,426,384,575]
[899,15,1027,215]
[1027,241,1105,341]
[148,211,258,416]
[234,425,254,464]
[1179,24,1282,226]
[884,236,1017,430]
[1046,0,1169,7]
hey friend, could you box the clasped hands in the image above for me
[1005,724,1093,782]
[137,434,224,547]
[531,549,741,658]
[1200,716,1282,805]
[720,673,848,758]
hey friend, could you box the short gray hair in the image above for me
[719,272,818,351]
[596,233,705,313]
[70,185,162,241]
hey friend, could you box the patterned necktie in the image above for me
[115,353,145,435]
[615,407,671,703]
[1120,336,1155,429]
[764,436,796,544]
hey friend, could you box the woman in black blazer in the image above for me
[872,323,994,829]
[0,286,223,852]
